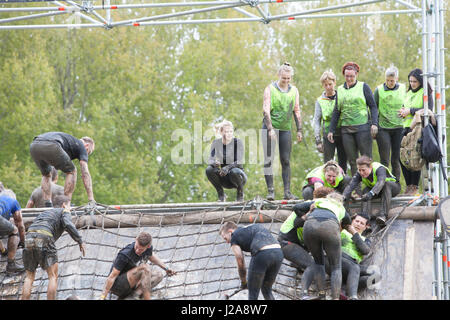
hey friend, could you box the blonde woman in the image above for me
[301,160,350,200]
[206,120,247,202]
[262,62,302,200]
[313,70,347,171]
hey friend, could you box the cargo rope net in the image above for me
[0,200,307,300]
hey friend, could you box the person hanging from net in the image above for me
[301,160,351,200]
[29,131,96,208]
[21,195,85,300]
[219,221,283,300]
[206,120,247,202]
[100,231,176,300]
[343,156,401,228]
[0,190,26,274]
[262,62,303,201]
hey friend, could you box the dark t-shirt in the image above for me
[111,242,153,275]
[34,132,89,162]
[230,224,278,256]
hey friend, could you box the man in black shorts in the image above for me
[100,232,177,300]
[29,132,95,207]
[21,195,85,300]
[26,167,64,208]
[0,193,26,274]
[220,222,283,300]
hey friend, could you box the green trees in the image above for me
[0,0,448,206]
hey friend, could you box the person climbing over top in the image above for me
[301,160,350,200]
[29,131,96,207]
[343,155,400,228]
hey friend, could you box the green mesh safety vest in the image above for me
[302,164,344,189]
[337,81,368,127]
[361,162,397,188]
[317,95,336,133]
[403,88,424,128]
[270,83,297,131]
[314,198,345,222]
[341,230,365,263]
[377,83,406,129]
[280,212,304,243]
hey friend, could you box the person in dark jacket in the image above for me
[206,120,247,202]
[21,195,85,300]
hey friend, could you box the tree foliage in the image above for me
[0,0,448,206]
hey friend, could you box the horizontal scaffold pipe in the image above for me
[22,206,438,229]
[20,196,420,217]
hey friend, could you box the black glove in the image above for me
[220,166,230,176]
[361,191,374,202]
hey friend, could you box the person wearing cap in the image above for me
[301,160,350,200]
[327,62,379,178]
[21,195,85,300]
[301,192,352,300]
[101,231,177,300]
[29,131,96,207]
[206,120,247,202]
[398,68,434,195]
[0,192,25,274]
[262,62,303,201]
[313,69,347,171]
[343,155,401,227]
[26,167,64,208]
[220,221,283,300]
[374,65,406,183]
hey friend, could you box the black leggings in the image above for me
[205,166,247,194]
[342,129,373,176]
[400,128,421,186]
[247,248,284,300]
[302,215,342,299]
[280,241,314,271]
[262,123,292,191]
[362,181,401,218]
[376,128,403,181]
[325,255,381,298]
[323,134,348,173]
